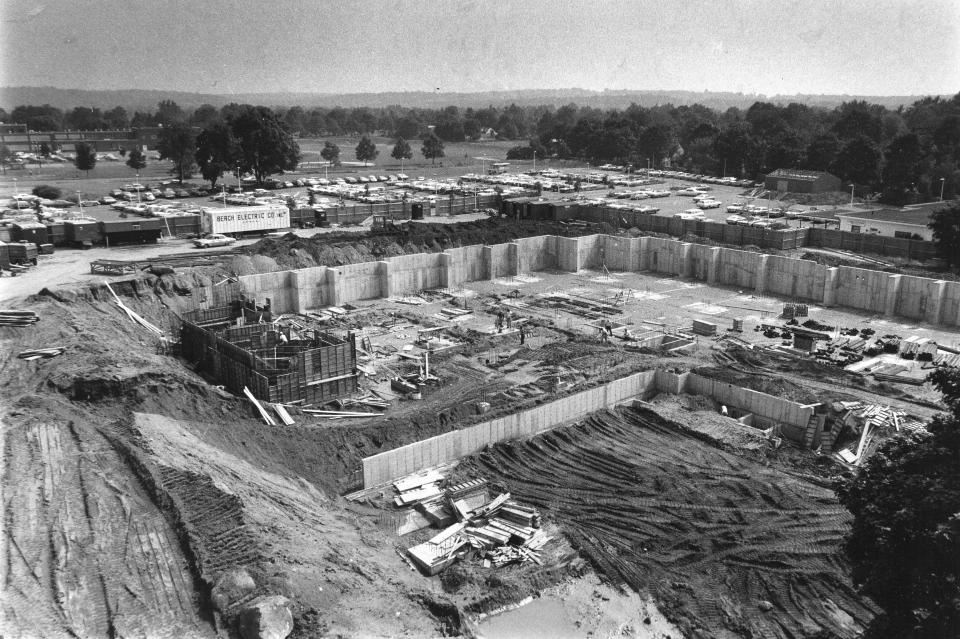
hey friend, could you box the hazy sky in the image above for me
[2,0,958,96]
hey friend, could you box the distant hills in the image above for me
[0,86,949,113]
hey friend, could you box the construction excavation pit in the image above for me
[2,220,957,638]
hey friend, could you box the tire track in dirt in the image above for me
[459,405,880,639]
[2,416,215,639]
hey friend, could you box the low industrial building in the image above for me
[837,207,934,240]
[764,169,842,194]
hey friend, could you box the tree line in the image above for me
[5,93,959,203]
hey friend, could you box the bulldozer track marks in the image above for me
[2,419,215,638]
[460,404,879,639]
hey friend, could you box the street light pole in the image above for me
[237,165,242,195]
[533,151,536,174]
[136,171,141,205]
[849,184,855,206]
[939,177,946,202]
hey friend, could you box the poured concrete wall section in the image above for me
[716,248,760,291]
[682,374,815,434]
[645,237,685,276]
[238,270,298,312]
[337,261,384,302]
[941,282,960,327]
[601,236,642,272]
[447,245,488,287]
[764,255,827,300]
[388,253,445,295]
[577,234,604,269]
[362,370,659,487]
[688,244,714,281]
[832,267,891,315]
[516,235,559,273]
[360,368,815,488]
[291,266,332,310]
[557,236,581,272]
[489,243,513,278]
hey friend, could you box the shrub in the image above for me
[32,184,61,200]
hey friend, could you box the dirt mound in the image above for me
[244,219,603,270]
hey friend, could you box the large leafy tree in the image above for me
[228,106,300,184]
[928,202,960,269]
[355,135,379,166]
[838,368,960,638]
[421,132,445,166]
[126,147,147,173]
[832,135,882,187]
[391,137,412,166]
[320,141,341,166]
[194,122,239,188]
[157,122,197,183]
[73,142,97,176]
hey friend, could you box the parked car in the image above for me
[193,233,237,248]
[697,199,722,209]
[79,200,100,207]
[677,187,709,196]
[143,192,156,201]
[726,214,749,225]
[163,189,176,198]
[100,196,117,205]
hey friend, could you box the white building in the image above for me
[837,207,937,241]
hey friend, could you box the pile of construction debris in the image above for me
[833,402,926,466]
[392,470,550,576]
[0,309,39,327]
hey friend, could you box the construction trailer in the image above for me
[179,302,358,404]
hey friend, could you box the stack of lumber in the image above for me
[497,502,542,528]
[436,307,473,322]
[393,469,445,507]
[406,523,470,575]
[0,310,39,327]
[17,347,65,360]
[933,350,960,368]
[243,386,277,426]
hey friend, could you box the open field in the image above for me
[2,216,954,637]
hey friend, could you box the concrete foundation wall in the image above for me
[362,370,659,487]
[361,368,816,487]
[942,282,960,327]
[238,270,298,313]
[516,235,558,273]
[832,267,890,315]
[764,255,826,300]
[337,261,383,302]
[388,253,445,294]
[577,234,604,270]
[716,249,760,290]
[238,233,960,328]
[489,243,513,278]
[645,237,685,276]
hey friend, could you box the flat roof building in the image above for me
[764,169,842,194]
[837,206,939,240]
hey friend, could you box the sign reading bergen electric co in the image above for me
[200,205,291,234]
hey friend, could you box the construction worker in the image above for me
[519,325,526,345]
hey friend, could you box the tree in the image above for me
[928,202,960,269]
[228,106,300,184]
[194,122,239,188]
[74,142,97,176]
[156,122,197,183]
[156,99,185,126]
[0,144,11,175]
[355,135,379,166]
[832,135,882,187]
[421,132,445,166]
[32,184,61,200]
[838,368,960,638]
[391,137,412,167]
[38,142,51,157]
[320,141,341,166]
[126,147,147,173]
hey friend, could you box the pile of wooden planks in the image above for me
[0,310,39,327]
[17,347,65,360]
[104,282,163,336]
